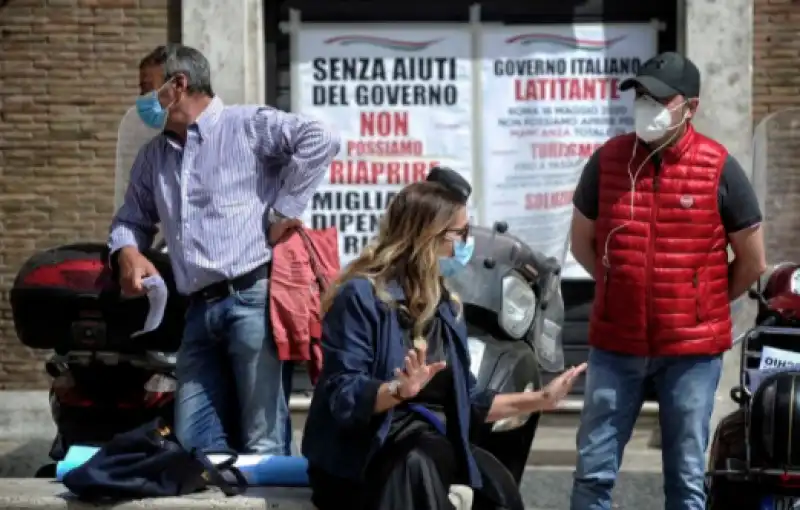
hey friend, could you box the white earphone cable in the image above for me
[600,110,689,270]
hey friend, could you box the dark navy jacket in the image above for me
[301,277,496,488]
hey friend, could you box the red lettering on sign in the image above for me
[360,111,409,137]
[329,160,437,185]
[531,143,602,159]
[514,78,621,101]
[525,190,575,210]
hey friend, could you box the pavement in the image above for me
[0,437,665,509]
[0,472,666,510]
[0,342,743,509]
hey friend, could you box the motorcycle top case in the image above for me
[10,243,187,353]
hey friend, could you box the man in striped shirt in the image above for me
[108,45,340,455]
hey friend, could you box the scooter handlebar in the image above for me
[760,315,778,328]
[541,256,561,276]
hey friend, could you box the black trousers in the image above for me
[309,428,524,510]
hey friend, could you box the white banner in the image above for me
[481,24,658,280]
[295,26,474,265]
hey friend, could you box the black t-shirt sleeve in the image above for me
[718,154,763,234]
[572,149,601,220]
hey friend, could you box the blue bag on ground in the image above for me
[207,454,309,486]
[59,446,311,487]
[56,445,101,481]
[62,418,247,500]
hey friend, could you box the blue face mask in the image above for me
[439,236,475,278]
[136,91,167,130]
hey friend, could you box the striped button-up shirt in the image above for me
[108,97,340,295]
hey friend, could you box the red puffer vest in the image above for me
[589,125,732,356]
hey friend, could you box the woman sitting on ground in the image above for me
[302,178,586,510]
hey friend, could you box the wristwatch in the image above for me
[387,380,405,400]
[268,208,290,225]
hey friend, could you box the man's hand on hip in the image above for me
[118,246,159,297]
[269,218,302,245]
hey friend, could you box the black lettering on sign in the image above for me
[312,191,396,211]
[313,85,349,106]
[354,84,458,107]
[311,213,382,234]
[343,235,373,255]
[493,58,568,77]
[762,357,798,368]
[391,57,457,81]
[570,57,642,76]
[312,58,387,81]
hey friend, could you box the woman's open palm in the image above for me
[541,363,588,410]
[394,344,447,400]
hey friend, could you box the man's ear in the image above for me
[685,97,700,119]
[170,73,188,93]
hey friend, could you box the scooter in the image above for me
[11,108,180,476]
[9,243,184,476]
[11,106,565,482]
[705,108,800,510]
[452,220,564,484]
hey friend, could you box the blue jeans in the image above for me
[174,278,290,455]
[570,347,722,510]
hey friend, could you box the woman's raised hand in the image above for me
[393,343,447,400]
[540,363,588,410]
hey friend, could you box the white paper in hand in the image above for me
[131,275,168,338]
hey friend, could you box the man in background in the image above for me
[115,46,180,215]
[139,45,171,96]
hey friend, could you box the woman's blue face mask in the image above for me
[439,236,474,277]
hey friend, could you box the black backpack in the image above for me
[63,418,246,501]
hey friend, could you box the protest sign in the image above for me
[481,24,658,279]
[295,26,474,265]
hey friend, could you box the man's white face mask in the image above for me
[634,96,687,143]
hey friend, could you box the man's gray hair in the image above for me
[163,45,214,97]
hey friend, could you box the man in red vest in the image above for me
[568,52,767,509]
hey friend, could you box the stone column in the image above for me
[181,0,265,104]
[685,0,754,438]
[685,0,754,173]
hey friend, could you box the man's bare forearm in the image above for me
[572,242,596,277]
[728,259,766,300]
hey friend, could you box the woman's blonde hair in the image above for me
[322,181,465,342]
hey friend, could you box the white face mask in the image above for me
[634,96,686,143]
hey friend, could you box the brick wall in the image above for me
[0,0,169,389]
[0,0,795,388]
[753,0,800,264]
